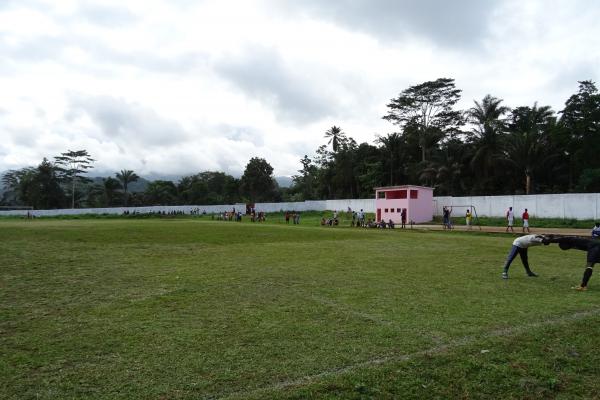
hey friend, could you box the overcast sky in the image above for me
[1,0,599,178]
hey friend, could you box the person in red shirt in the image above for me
[522,208,530,233]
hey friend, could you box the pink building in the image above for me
[374,185,434,224]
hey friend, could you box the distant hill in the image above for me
[90,176,150,193]
[275,176,293,188]
[1,169,293,194]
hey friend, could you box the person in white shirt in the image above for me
[502,234,550,279]
[505,207,514,233]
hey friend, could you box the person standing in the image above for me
[506,207,514,233]
[401,208,407,229]
[465,209,472,230]
[442,206,453,230]
[522,209,530,233]
[501,234,549,279]
[442,206,449,229]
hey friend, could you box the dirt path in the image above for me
[413,224,592,236]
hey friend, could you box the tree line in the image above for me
[290,78,600,199]
[2,78,600,209]
[1,154,280,209]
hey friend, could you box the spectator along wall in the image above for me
[0,193,599,220]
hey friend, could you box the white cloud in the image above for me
[1,0,599,178]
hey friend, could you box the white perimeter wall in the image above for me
[1,193,599,220]
[434,193,600,220]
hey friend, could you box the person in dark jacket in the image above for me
[546,235,600,291]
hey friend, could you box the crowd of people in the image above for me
[214,210,243,221]
[122,209,188,216]
[318,208,410,229]
[284,211,300,224]
[440,206,536,233]
[212,207,267,222]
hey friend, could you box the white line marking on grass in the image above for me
[310,296,396,327]
[214,308,600,400]
[309,295,444,344]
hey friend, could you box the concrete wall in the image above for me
[434,193,600,220]
[1,193,599,220]
[0,199,376,217]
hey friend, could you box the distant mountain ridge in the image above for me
[89,176,150,193]
[114,173,294,188]
[1,170,294,192]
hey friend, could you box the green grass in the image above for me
[2,219,600,399]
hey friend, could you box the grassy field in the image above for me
[2,218,600,399]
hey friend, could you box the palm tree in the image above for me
[505,103,556,194]
[115,169,139,207]
[467,95,510,191]
[376,132,403,185]
[103,177,122,206]
[324,126,346,153]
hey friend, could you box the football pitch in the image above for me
[2,218,600,399]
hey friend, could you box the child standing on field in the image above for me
[465,209,472,230]
[522,209,530,233]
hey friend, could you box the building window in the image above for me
[384,208,388,212]
[396,208,401,212]
[410,190,418,199]
[377,191,386,199]
[390,208,395,213]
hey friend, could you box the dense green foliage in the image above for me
[2,219,600,399]
[3,79,600,209]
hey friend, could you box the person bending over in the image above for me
[502,234,550,279]
[546,235,600,291]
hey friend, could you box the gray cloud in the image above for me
[76,4,138,27]
[214,46,339,124]
[277,0,495,48]
[216,124,265,147]
[550,64,600,98]
[68,95,188,147]
[0,34,206,75]
[0,36,68,64]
